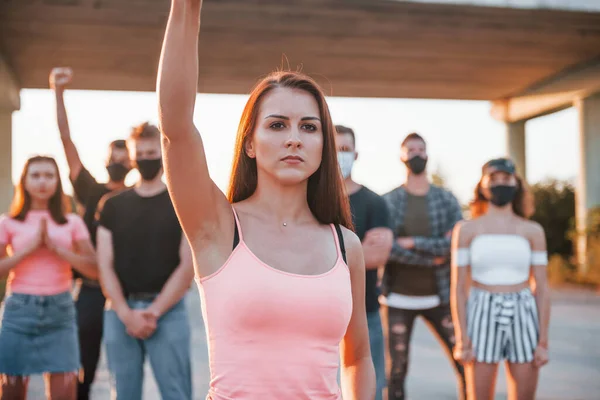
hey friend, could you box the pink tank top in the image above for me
[196,209,353,400]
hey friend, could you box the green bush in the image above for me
[530,179,575,258]
[0,279,5,302]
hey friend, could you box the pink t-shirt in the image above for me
[0,210,90,295]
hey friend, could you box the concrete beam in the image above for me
[0,55,20,112]
[491,58,600,123]
[574,93,600,273]
[0,55,19,214]
[0,112,13,214]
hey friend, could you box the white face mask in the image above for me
[337,151,355,179]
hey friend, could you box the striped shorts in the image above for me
[467,287,539,364]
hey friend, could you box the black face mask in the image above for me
[135,158,162,181]
[488,185,517,207]
[405,155,427,175]
[106,163,130,182]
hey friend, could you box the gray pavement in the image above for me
[27,286,600,399]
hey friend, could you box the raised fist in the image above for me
[49,67,73,89]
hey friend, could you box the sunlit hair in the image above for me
[469,174,529,219]
[9,156,68,224]
[227,71,353,230]
[401,132,426,149]
[129,122,160,141]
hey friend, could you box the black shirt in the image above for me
[99,188,182,295]
[71,168,112,281]
[71,167,111,247]
[349,186,391,313]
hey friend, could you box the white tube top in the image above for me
[452,234,547,285]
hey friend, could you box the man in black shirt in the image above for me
[336,125,393,400]
[50,67,132,400]
[97,122,194,400]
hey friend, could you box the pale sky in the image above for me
[12,89,577,205]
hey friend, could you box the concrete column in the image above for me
[0,111,13,213]
[574,93,600,273]
[506,120,527,179]
[0,55,20,213]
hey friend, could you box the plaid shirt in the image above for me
[382,184,463,304]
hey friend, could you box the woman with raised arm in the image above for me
[157,1,375,399]
[0,156,97,399]
[450,158,551,400]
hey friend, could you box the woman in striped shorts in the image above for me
[449,157,550,400]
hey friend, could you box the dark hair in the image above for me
[335,125,356,147]
[9,156,68,224]
[129,122,160,141]
[109,139,128,150]
[227,71,353,230]
[401,132,426,148]
[470,175,527,219]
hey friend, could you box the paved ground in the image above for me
[28,286,600,399]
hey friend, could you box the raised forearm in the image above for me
[54,89,82,178]
[54,89,71,140]
[341,356,376,400]
[157,0,202,137]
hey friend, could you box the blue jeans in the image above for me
[367,310,386,400]
[103,298,192,400]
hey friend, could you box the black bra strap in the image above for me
[334,224,347,264]
[232,218,240,250]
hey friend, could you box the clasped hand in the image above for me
[122,308,159,340]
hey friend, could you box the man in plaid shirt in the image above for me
[369,133,466,400]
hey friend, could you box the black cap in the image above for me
[482,157,516,175]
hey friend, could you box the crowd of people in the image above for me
[0,1,551,399]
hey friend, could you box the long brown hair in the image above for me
[9,156,68,224]
[469,175,528,219]
[227,71,353,230]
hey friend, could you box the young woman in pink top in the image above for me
[0,156,97,399]
[157,1,375,399]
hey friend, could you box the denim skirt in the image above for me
[0,291,80,375]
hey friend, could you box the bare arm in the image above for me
[530,224,550,349]
[146,236,194,318]
[0,243,38,278]
[157,0,231,250]
[0,221,42,277]
[449,221,472,350]
[55,239,98,280]
[51,69,83,181]
[340,228,376,400]
[362,227,393,270]
[96,226,129,319]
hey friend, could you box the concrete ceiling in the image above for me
[1,0,600,100]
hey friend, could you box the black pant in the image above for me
[386,304,466,400]
[76,284,106,400]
